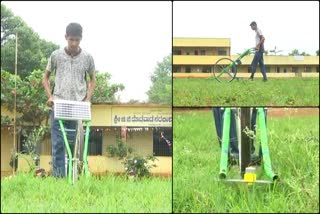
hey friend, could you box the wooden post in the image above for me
[13,32,18,176]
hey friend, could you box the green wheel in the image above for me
[213,57,237,83]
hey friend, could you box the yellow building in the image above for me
[173,37,319,78]
[173,37,231,73]
[1,103,172,177]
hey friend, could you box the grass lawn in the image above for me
[173,78,319,106]
[173,110,319,213]
[1,173,172,213]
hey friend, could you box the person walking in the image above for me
[249,21,268,81]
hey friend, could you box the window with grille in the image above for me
[153,127,172,156]
[173,65,180,73]
[19,127,41,155]
[305,66,312,72]
[262,66,271,73]
[202,66,211,73]
[218,49,227,56]
[173,49,182,55]
[88,127,103,155]
[20,129,31,154]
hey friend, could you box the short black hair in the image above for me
[249,21,257,26]
[66,23,82,37]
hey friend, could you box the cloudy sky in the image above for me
[3,1,172,102]
[174,1,319,55]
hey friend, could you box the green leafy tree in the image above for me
[289,49,310,56]
[20,125,50,170]
[1,4,59,79]
[1,69,49,128]
[1,4,24,45]
[316,50,319,56]
[91,72,125,103]
[107,137,133,160]
[146,54,172,104]
[127,99,141,104]
[1,69,125,127]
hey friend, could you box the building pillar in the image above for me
[121,126,127,142]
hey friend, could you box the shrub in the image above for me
[123,155,158,178]
[106,137,133,160]
[106,137,157,178]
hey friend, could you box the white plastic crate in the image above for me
[54,100,91,121]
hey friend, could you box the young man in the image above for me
[42,23,96,178]
[249,21,268,81]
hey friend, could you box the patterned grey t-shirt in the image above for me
[46,48,95,101]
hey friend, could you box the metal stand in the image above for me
[54,100,91,184]
[218,107,278,185]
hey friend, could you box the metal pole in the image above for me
[83,121,91,177]
[13,32,18,176]
[59,120,73,184]
[236,108,241,170]
[258,108,278,181]
[240,107,251,177]
[219,108,231,179]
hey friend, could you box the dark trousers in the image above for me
[250,51,267,80]
[212,108,239,153]
[212,108,267,155]
[50,110,77,178]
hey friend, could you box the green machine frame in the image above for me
[213,48,256,82]
[219,107,278,184]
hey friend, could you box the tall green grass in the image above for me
[1,173,172,213]
[173,78,319,106]
[173,110,319,213]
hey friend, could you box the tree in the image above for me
[127,99,141,104]
[1,69,49,128]
[91,72,125,103]
[316,50,319,56]
[1,4,59,79]
[2,68,125,169]
[1,68,125,129]
[146,54,172,104]
[289,49,310,56]
[1,4,24,45]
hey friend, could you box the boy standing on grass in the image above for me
[42,23,96,178]
[249,21,268,82]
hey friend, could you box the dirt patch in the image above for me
[1,171,13,178]
[174,107,319,118]
[174,107,212,112]
[267,108,318,118]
